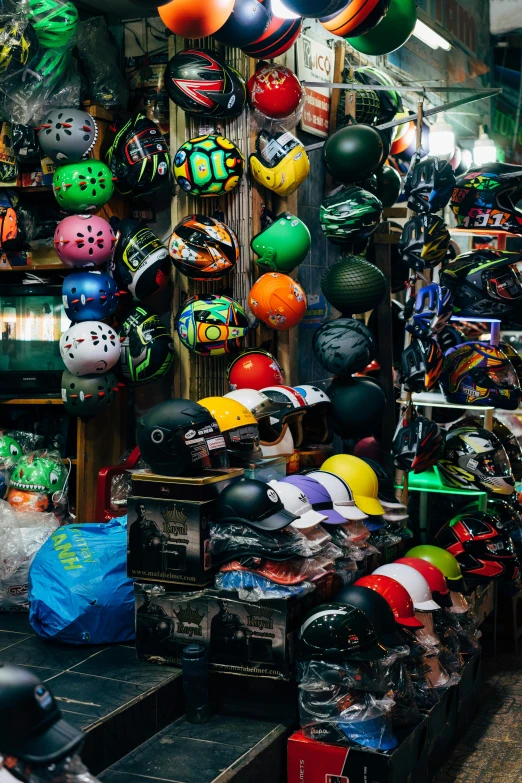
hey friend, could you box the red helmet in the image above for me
[355,574,423,629]
[247,63,304,120]
[395,557,452,608]
[227,349,284,391]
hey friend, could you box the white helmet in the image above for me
[260,421,295,457]
[373,563,441,612]
[293,385,331,406]
[60,321,121,376]
[268,479,327,529]
[260,386,306,448]
[306,470,368,521]
[224,388,284,420]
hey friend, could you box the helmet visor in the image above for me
[485,264,522,302]
[485,362,520,391]
[479,447,512,476]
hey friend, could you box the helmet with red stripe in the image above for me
[259,385,307,448]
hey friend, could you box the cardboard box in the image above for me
[425,684,458,777]
[466,581,497,627]
[456,650,481,738]
[131,467,244,502]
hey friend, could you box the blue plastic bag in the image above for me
[28,517,135,645]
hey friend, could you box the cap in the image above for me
[306,470,369,521]
[321,455,385,516]
[358,456,404,508]
[268,480,327,529]
[214,478,298,532]
[280,475,347,525]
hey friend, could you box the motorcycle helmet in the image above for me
[306,470,369,521]
[285,0,348,14]
[249,273,307,331]
[437,323,466,354]
[106,113,170,198]
[249,130,310,197]
[227,349,283,390]
[61,369,120,418]
[481,496,522,534]
[323,125,384,183]
[137,399,228,477]
[404,283,454,339]
[298,602,389,662]
[404,156,456,214]
[400,338,443,392]
[53,161,115,213]
[320,186,382,244]
[326,377,386,440]
[164,48,246,118]
[354,66,403,124]
[437,425,515,495]
[158,0,235,37]
[176,294,249,357]
[321,454,385,516]
[27,0,78,48]
[406,544,466,592]
[251,210,311,274]
[241,14,302,59]
[169,214,239,281]
[395,557,452,607]
[321,255,387,315]
[110,217,170,301]
[392,413,442,474]
[213,0,272,47]
[269,480,328,529]
[450,163,522,233]
[334,585,407,647]
[355,574,423,628]
[214,478,297,531]
[312,318,376,376]
[54,214,116,268]
[0,21,38,78]
[440,250,522,321]
[399,214,450,270]
[492,417,522,481]
[499,341,522,386]
[294,385,334,447]
[174,133,244,197]
[38,109,97,165]
[259,385,307,449]
[362,165,402,208]
[62,271,120,323]
[247,63,304,121]
[119,305,175,385]
[59,321,120,376]
[224,388,285,420]
[199,396,261,464]
[259,420,295,458]
[321,0,390,38]
[373,563,440,611]
[439,342,522,410]
[436,511,520,582]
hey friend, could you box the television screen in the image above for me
[0,292,68,373]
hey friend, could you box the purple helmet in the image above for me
[280,475,346,525]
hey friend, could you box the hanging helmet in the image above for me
[249,273,307,331]
[404,283,454,339]
[174,133,244,197]
[395,557,452,608]
[53,161,115,213]
[436,511,520,582]
[241,14,302,58]
[9,451,66,496]
[326,376,386,439]
[355,574,423,629]
[158,0,235,37]
[283,0,349,15]
[199,396,261,464]
[227,349,284,391]
[354,66,403,124]
[61,369,120,418]
[399,214,450,270]
[0,433,22,469]
[119,305,175,385]
[406,544,466,592]
[324,124,385,185]
[106,113,170,198]
[249,130,310,197]
[312,318,376,376]
[213,0,272,46]
[164,48,246,119]
[404,156,456,214]
[247,63,304,121]
[450,163,522,233]
[59,321,120,377]
[321,454,385,516]
[110,217,170,301]
[392,414,442,474]
[27,0,78,48]
[362,164,402,208]
[251,211,311,274]
[437,323,466,354]
[499,341,522,387]
[320,0,390,38]
[137,399,228,477]
[373,563,440,611]
[38,109,98,165]
[439,342,522,409]
[440,250,522,322]
[176,294,249,357]
[259,385,307,449]
[320,186,382,244]
[333,585,407,647]
[224,388,286,420]
[0,21,38,78]
[321,255,387,315]
[437,426,515,495]
[337,82,380,126]
[298,602,389,663]
[54,214,116,268]
[169,214,239,281]
[306,470,368,521]
[400,337,444,393]
[293,385,334,447]
[62,271,120,323]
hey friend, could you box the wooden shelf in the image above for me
[0,397,63,405]
[0,264,68,272]
[14,186,52,194]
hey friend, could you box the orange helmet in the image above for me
[249,273,307,331]
[159,0,234,38]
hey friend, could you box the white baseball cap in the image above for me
[306,471,369,521]
[268,480,327,529]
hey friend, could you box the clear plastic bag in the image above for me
[77,17,129,109]
[381,658,421,728]
[220,556,329,585]
[300,524,332,551]
[210,521,316,563]
[297,658,390,693]
[0,499,24,579]
[3,752,102,782]
[214,570,315,601]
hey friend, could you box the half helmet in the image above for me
[355,574,423,629]
[106,113,170,198]
[450,163,522,233]
[282,473,350,525]
[59,321,120,377]
[313,318,376,376]
[439,341,522,409]
[247,63,304,121]
[38,109,98,165]
[404,156,456,214]
[395,557,452,608]
[198,396,261,464]
[62,271,120,323]
[250,130,310,197]
[333,585,407,647]
[259,385,307,449]
[294,385,334,447]
[404,283,454,339]
[405,544,466,592]
[227,349,283,390]
[392,413,442,474]
[169,214,239,281]
[61,369,120,418]
[320,186,382,244]
[174,134,244,197]
[53,161,115,213]
[268,479,328,529]
[214,478,297,532]
[325,376,386,440]
[321,454,384,517]
[320,255,387,316]
[399,214,450,270]
[373,563,440,611]
[224,388,285,420]
[298,602,389,662]
[176,295,249,356]
[110,218,170,301]
[306,470,369,521]
[54,214,116,268]
[251,210,311,274]
[249,272,307,330]
[437,426,515,495]
[119,305,175,385]
[27,0,78,48]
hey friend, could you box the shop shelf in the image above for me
[410,391,494,411]
[396,465,487,496]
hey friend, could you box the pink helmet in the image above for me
[54,215,116,268]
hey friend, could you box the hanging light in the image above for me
[461,148,473,171]
[271,0,300,19]
[473,126,497,165]
[412,20,452,50]
[428,114,455,160]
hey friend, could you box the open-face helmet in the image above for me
[294,385,334,446]
[106,113,170,198]
[60,321,120,377]
[450,163,522,233]
[269,480,328,529]
[395,557,452,607]
[215,479,297,532]
[305,470,369,521]
[259,385,307,449]
[27,0,78,48]
[399,214,450,270]
[224,388,285,420]
[373,563,440,611]
[199,396,261,464]
[437,426,515,495]
[174,133,244,197]
[406,544,466,593]
[61,369,120,418]
[227,349,283,390]
[313,318,376,376]
[400,337,443,392]
[392,413,442,474]
[404,156,456,214]
[54,214,116,268]
[111,218,170,301]
[119,305,174,385]
[320,255,387,316]
[62,271,120,323]
[251,210,311,274]
[249,273,307,331]
[38,109,97,165]
[333,585,407,647]
[53,161,115,213]
[169,214,238,281]
[250,130,309,197]
[176,295,249,357]
[320,186,382,244]
[247,62,304,121]
[404,283,454,339]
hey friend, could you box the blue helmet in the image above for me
[62,271,120,323]
[404,156,456,214]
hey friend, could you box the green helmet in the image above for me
[251,212,311,274]
[320,186,382,244]
[30,47,70,88]
[27,0,79,49]
[405,545,466,592]
[61,370,120,418]
[53,161,115,213]
[0,433,22,468]
[10,451,66,494]
[354,66,403,124]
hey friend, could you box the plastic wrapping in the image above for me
[381,658,421,728]
[2,753,102,782]
[214,570,315,601]
[297,659,391,693]
[300,524,332,550]
[220,556,329,585]
[77,17,129,109]
[330,520,371,546]
[210,521,317,564]
[8,449,68,516]
[0,499,24,579]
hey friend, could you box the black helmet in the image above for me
[404,156,456,214]
[61,370,120,418]
[320,186,382,244]
[440,250,522,322]
[137,399,228,477]
[164,48,246,118]
[400,337,443,392]
[213,0,272,46]
[399,214,450,270]
[392,412,442,474]
[436,323,466,354]
[333,585,407,647]
[462,495,522,536]
[450,163,522,233]
[0,664,84,763]
[119,305,175,385]
[298,602,389,662]
[214,478,298,532]
[312,318,376,375]
[492,416,522,481]
[354,66,403,124]
[320,255,387,315]
[323,124,384,184]
[110,217,171,301]
[106,113,170,198]
[403,283,454,339]
[499,341,522,386]
[327,376,386,439]
[438,426,515,496]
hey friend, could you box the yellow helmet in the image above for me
[198,396,261,464]
[249,130,310,198]
[321,454,384,516]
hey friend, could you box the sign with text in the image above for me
[297,35,332,138]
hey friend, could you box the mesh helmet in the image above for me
[176,294,249,356]
[27,0,78,48]
[110,217,170,301]
[354,65,403,124]
[61,369,120,418]
[251,210,311,274]
[399,214,450,270]
[174,133,244,197]
[62,271,120,323]
[53,161,115,213]
[119,305,175,385]
[38,109,98,165]
[404,283,454,339]
[450,163,522,233]
[438,425,515,495]
[392,412,442,474]
[440,250,522,322]
[250,130,310,198]
[106,113,170,198]
[404,156,456,214]
[249,272,307,330]
[337,76,380,126]
[169,214,239,281]
[321,255,387,315]
[312,318,376,375]
[320,186,382,244]
[0,21,38,78]
[399,337,443,392]
[499,341,522,386]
